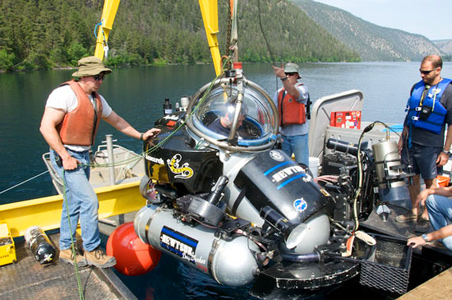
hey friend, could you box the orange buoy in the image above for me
[107,222,161,276]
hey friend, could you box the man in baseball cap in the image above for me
[283,62,301,79]
[272,62,310,166]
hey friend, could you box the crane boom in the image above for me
[94,0,121,60]
[94,0,223,75]
[199,0,222,76]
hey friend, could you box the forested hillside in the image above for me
[292,0,445,61]
[0,0,360,72]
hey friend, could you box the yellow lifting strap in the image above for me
[94,0,120,60]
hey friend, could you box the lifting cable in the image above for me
[224,0,233,70]
[257,0,276,64]
[257,0,280,90]
[223,0,238,71]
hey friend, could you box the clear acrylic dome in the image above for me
[186,78,279,151]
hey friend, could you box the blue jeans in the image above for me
[51,149,100,252]
[281,134,309,166]
[426,194,452,250]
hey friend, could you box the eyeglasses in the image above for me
[285,72,296,76]
[419,69,435,75]
[94,75,105,81]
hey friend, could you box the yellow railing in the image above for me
[0,181,145,238]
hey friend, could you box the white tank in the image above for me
[134,205,260,286]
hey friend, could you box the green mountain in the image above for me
[4,0,449,71]
[291,0,444,61]
[0,0,360,72]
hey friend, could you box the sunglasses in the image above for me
[285,72,297,76]
[419,69,435,75]
[94,75,105,81]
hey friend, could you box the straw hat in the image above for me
[72,56,112,78]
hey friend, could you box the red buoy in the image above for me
[107,222,161,276]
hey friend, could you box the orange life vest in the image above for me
[56,80,103,146]
[277,85,306,126]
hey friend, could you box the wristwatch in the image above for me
[442,150,451,157]
[421,234,429,242]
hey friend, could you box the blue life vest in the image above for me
[406,78,452,135]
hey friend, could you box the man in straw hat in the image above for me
[273,62,310,166]
[40,56,160,268]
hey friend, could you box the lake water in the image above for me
[3,61,452,204]
[1,61,452,299]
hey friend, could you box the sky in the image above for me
[313,0,452,41]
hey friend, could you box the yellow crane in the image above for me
[94,0,229,76]
[199,0,223,76]
[1,0,233,238]
[94,0,120,60]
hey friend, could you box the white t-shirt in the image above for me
[45,85,113,151]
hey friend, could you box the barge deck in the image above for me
[0,220,137,300]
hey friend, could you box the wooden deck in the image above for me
[398,267,452,299]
